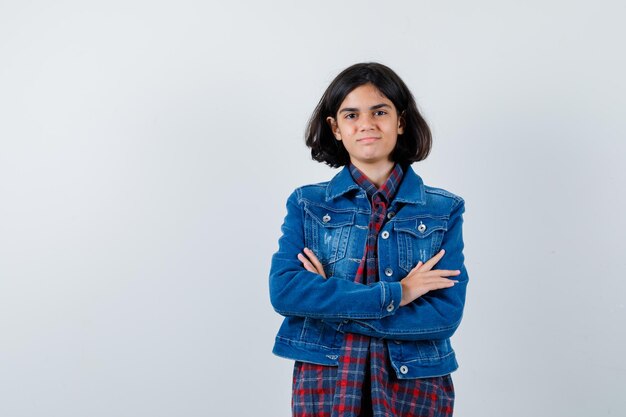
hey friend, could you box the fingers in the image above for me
[413,271,459,284]
[303,248,325,277]
[422,276,459,285]
[297,253,316,273]
[400,273,459,305]
[428,269,461,278]
[420,249,446,272]
[411,260,423,271]
[421,279,457,292]
[297,248,327,278]
[409,267,460,280]
[413,276,459,298]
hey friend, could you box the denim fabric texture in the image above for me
[269,164,468,379]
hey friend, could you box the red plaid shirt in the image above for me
[292,163,454,417]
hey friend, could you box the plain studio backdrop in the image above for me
[1,1,625,416]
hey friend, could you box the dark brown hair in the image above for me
[305,62,432,168]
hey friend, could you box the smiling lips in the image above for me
[357,137,381,142]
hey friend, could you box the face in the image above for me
[326,83,404,168]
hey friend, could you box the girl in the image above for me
[269,62,468,417]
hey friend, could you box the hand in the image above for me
[297,247,327,278]
[399,249,460,306]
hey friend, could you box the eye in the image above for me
[344,113,357,120]
[374,110,387,116]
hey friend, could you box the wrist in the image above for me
[399,281,409,306]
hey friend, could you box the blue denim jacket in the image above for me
[269,164,468,379]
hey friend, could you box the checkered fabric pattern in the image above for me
[292,163,455,416]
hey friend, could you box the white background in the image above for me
[1,1,625,416]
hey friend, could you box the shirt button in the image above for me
[418,221,427,233]
[387,212,395,219]
[394,340,402,345]
[381,231,389,239]
[384,268,393,277]
[400,365,409,374]
[322,214,331,223]
[386,302,394,312]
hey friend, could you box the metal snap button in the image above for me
[386,302,394,312]
[387,211,395,219]
[322,214,331,223]
[381,231,389,239]
[384,267,393,277]
[400,365,408,374]
[394,340,402,345]
[418,221,427,233]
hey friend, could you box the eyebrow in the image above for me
[338,103,391,113]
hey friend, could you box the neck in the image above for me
[351,159,395,188]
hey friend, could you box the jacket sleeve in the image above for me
[333,198,468,340]
[269,188,403,320]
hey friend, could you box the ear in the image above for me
[326,116,341,140]
[397,111,405,135]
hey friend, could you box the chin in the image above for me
[355,155,388,164]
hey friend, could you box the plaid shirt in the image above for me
[292,163,454,417]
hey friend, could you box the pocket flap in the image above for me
[393,217,447,238]
[304,204,356,228]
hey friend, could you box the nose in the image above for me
[358,113,375,131]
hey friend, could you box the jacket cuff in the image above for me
[381,281,402,316]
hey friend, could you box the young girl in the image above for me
[269,62,468,417]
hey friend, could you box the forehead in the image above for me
[340,83,393,107]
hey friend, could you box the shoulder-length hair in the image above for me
[305,62,432,168]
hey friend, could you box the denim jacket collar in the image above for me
[325,163,426,205]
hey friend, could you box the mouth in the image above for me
[357,137,381,143]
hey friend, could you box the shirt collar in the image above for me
[325,163,426,205]
[348,162,403,203]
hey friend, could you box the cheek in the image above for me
[342,141,357,153]
[386,137,399,154]
[338,122,355,135]
[385,130,399,144]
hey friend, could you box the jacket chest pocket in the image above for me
[303,204,355,275]
[393,217,448,272]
